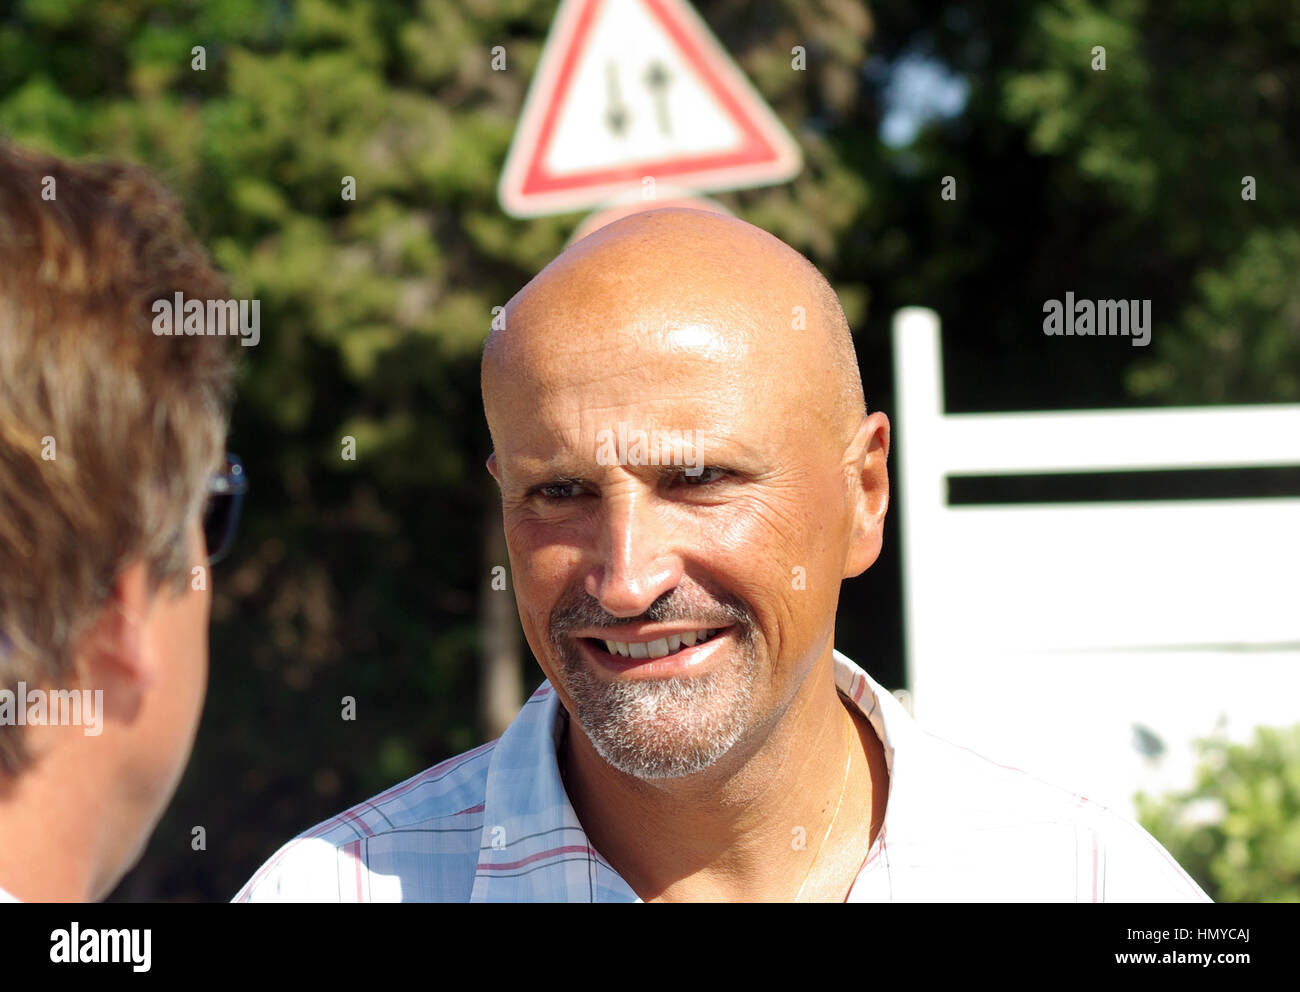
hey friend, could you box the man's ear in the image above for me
[486,451,500,484]
[843,411,891,578]
[75,560,159,696]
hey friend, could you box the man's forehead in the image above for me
[496,311,757,382]
[493,348,759,458]
[501,412,765,475]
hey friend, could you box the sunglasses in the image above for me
[203,453,247,566]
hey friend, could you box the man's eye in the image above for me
[681,466,727,485]
[537,481,584,499]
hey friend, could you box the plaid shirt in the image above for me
[234,651,1211,902]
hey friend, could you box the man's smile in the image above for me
[575,625,735,678]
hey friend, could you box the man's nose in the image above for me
[584,488,684,618]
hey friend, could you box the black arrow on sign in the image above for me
[605,61,629,136]
[644,61,672,135]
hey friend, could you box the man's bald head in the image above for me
[482,208,865,447]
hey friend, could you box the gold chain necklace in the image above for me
[558,705,856,902]
[793,706,854,902]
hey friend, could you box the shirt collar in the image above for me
[471,649,906,902]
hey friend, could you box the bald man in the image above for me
[237,209,1210,903]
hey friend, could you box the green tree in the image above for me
[1137,725,1300,903]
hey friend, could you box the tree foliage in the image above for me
[1137,725,1300,903]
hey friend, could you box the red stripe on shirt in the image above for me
[237,740,498,898]
[344,840,360,902]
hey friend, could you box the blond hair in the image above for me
[0,142,238,773]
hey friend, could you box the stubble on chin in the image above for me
[549,589,760,780]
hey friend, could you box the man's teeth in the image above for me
[602,629,720,659]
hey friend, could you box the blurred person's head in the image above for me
[0,141,239,901]
[482,208,888,782]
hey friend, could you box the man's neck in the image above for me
[0,743,112,901]
[560,658,889,902]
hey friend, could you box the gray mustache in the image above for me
[549,589,754,641]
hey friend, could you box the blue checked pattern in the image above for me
[233,651,1212,903]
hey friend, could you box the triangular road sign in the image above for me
[499,0,803,218]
